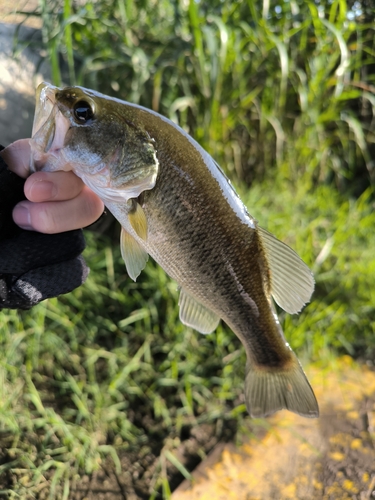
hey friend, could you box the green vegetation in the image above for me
[2,0,375,497]
[0,232,244,498]
[20,0,375,190]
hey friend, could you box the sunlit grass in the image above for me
[2,181,375,496]
[4,0,375,496]
[17,0,375,192]
[243,182,375,359]
[0,231,245,497]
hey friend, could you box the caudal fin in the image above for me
[245,355,319,418]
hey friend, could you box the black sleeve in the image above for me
[0,145,89,310]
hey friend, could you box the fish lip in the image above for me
[32,82,58,137]
[30,82,71,173]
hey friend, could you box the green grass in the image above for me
[243,182,375,359]
[4,0,375,496]
[0,231,245,497]
[17,0,375,192]
[2,181,375,496]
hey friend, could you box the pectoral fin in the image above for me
[128,200,148,241]
[120,227,148,281]
[178,289,220,334]
[258,226,315,314]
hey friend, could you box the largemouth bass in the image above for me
[30,82,319,419]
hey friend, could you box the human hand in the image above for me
[0,138,103,309]
[0,139,104,233]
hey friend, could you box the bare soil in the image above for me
[173,360,375,500]
[2,361,375,499]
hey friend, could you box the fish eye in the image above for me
[73,100,94,124]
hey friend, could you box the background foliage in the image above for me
[21,0,375,191]
[2,0,375,497]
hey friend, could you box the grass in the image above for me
[0,230,246,497]
[3,0,375,496]
[243,182,375,359]
[16,0,375,191]
[2,181,375,496]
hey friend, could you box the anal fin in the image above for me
[178,289,220,334]
[120,227,148,281]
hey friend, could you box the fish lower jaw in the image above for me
[30,148,70,173]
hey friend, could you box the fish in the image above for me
[29,82,319,419]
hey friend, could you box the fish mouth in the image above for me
[30,82,71,173]
[32,82,57,137]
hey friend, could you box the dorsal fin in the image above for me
[178,289,220,334]
[258,226,314,314]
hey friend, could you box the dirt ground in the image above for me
[0,408,238,499]
[0,0,40,27]
[69,421,237,500]
[173,357,375,500]
[2,357,374,499]
[53,357,375,500]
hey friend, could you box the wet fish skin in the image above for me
[30,82,319,419]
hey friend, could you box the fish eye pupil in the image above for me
[73,101,94,123]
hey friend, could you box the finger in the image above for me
[13,186,105,234]
[24,171,85,202]
[0,139,31,178]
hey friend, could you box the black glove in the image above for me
[0,145,89,309]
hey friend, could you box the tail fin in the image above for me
[245,354,319,418]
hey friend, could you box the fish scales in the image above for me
[108,117,287,364]
[140,145,290,367]
[30,82,319,419]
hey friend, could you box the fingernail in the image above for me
[30,180,57,200]
[13,205,33,230]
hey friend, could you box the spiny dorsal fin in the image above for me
[258,226,314,314]
[128,200,148,241]
[178,289,220,334]
[120,227,148,281]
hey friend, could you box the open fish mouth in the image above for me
[30,82,71,173]
[32,82,57,137]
